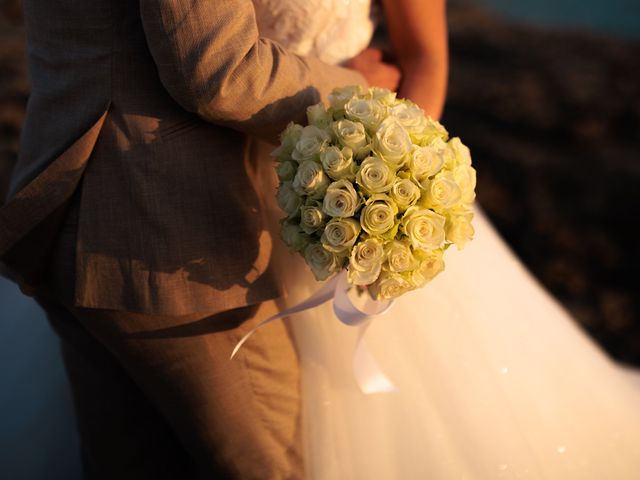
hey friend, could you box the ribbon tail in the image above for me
[229,273,340,360]
[331,272,398,394]
[352,321,398,395]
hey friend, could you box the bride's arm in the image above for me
[381,0,449,119]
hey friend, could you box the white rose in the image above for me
[447,137,472,167]
[370,271,414,300]
[320,217,361,253]
[401,206,446,251]
[275,160,297,182]
[452,164,477,204]
[322,179,359,218]
[307,103,333,129]
[328,85,363,111]
[271,122,303,161]
[292,160,330,199]
[304,242,343,281]
[291,125,330,163]
[414,117,449,146]
[345,97,386,131]
[356,156,396,194]
[384,239,419,273]
[276,181,302,218]
[418,137,456,170]
[360,194,399,237]
[300,202,327,235]
[389,101,427,137]
[409,143,445,182]
[367,86,397,105]
[420,171,462,210]
[348,238,385,285]
[333,119,370,157]
[374,117,412,169]
[446,212,475,250]
[320,146,357,181]
[388,176,421,212]
[280,220,309,252]
[410,249,445,287]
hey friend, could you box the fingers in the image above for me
[344,47,402,91]
[383,63,402,91]
[344,47,382,68]
[362,47,383,61]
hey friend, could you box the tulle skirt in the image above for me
[251,139,640,479]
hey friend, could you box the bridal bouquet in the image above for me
[272,86,476,300]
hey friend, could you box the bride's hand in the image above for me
[381,0,448,120]
[344,47,402,92]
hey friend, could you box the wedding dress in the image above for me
[250,1,640,478]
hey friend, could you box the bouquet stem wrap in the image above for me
[230,271,397,395]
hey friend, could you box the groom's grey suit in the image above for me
[0,0,365,478]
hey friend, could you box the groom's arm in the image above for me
[139,0,367,142]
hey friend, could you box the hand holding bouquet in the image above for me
[272,86,476,300]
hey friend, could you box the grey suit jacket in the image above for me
[0,0,365,315]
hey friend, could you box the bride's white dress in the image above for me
[251,0,640,478]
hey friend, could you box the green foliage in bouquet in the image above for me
[272,86,476,300]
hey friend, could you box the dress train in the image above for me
[251,138,640,479]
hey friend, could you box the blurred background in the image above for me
[1,0,639,478]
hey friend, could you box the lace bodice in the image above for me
[251,0,376,66]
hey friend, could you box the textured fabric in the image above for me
[252,0,376,65]
[0,112,108,292]
[0,0,367,315]
[35,218,304,479]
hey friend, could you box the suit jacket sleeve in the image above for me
[139,0,368,141]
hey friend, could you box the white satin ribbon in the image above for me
[230,271,398,394]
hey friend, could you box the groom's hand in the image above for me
[344,48,402,92]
